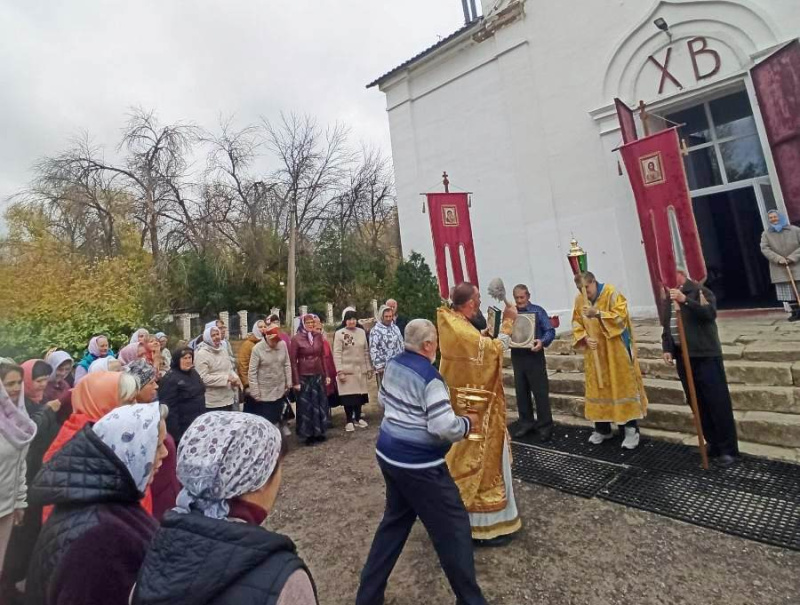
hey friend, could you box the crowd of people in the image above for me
[0,300,410,604]
[0,237,788,603]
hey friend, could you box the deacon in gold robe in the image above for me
[572,271,648,450]
[438,282,522,546]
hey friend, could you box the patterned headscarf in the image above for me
[297,313,316,344]
[0,359,36,449]
[92,402,161,494]
[125,359,157,391]
[175,412,282,520]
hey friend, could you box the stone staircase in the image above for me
[503,314,800,461]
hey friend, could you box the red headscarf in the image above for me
[21,359,50,404]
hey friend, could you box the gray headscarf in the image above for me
[174,412,282,520]
[125,359,157,391]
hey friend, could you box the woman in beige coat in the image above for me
[760,209,800,321]
[334,311,373,433]
[194,326,242,411]
[246,325,292,426]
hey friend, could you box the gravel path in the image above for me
[268,404,800,605]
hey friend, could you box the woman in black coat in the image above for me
[25,402,168,605]
[133,412,317,605]
[159,347,206,445]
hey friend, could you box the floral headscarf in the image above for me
[175,412,282,520]
[92,402,161,494]
[0,359,36,449]
[125,359,157,392]
[298,313,316,344]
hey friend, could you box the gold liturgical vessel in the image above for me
[455,386,493,441]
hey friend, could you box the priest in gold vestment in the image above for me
[572,272,648,450]
[438,282,522,546]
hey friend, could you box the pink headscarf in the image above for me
[118,342,143,365]
[298,314,316,344]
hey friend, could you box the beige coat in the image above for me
[194,343,238,409]
[333,327,373,396]
[761,225,800,284]
[248,340,292,402]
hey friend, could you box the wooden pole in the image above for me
[582,284,605,390]
[675,300,709,470]
[639,100,651,137]
[785,265,800,305]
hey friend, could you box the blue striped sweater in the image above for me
[376,350,470,469]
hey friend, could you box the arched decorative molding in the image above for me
[601,0,781,104]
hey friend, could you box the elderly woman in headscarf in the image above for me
[2,359,74,597]
[118,341,147,366]
[761,209,800,321]
[247,324,292,426]
[194,324,241,412]
[42,350,74,402]
[0,360,36,573]
[369,304,405,388]
[73,334,115,384]
[130,328,150,346]
[26,403,168,605]
[131,412,318,605]
[126,359,159,404]
[159,346,206,445]
[290,314,331,446]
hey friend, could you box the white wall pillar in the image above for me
[238,310,248,339]
[326,303,334,326]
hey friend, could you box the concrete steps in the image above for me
[503,316,800,456]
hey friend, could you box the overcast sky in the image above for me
[0,1,468,209]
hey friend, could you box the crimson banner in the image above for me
[425,192,479,298]
[619,127,706,298]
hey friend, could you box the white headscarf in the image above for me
[92,402,161,494]
[89,357,115,374]
[0,359,37,449]
[46,350,74,380]
[251,319,267,338]
[130,328,150,345]
[175,412,282,520]
[203,326,221,349]
[341,306,356,322]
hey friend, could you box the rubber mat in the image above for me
[510,442,624,498]
[513,423,643,465]
[600,467,800,551]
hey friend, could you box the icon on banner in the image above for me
[640,152,665,186]
[442,205,459,227]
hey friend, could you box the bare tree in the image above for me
[263,113,352,236]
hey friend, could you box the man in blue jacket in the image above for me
[510,284,556,441]
[356,319,486,605]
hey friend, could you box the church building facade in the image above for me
[369,0,800,319]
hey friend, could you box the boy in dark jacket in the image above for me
[661,269,739,467]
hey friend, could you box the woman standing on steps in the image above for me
[760,209,800,321]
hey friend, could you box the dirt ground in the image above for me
[268,403,800,605]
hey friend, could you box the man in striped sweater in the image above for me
[355,319,487,605]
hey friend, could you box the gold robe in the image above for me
[438,306,521,539]
[572,284,648,424]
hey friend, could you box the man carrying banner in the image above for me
[662,269,739,467]
[438,282,522,546]
[572,272,647,449]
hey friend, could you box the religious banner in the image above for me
[619,127,706,298]
[425,192,479,298]
[614,98,638,144]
